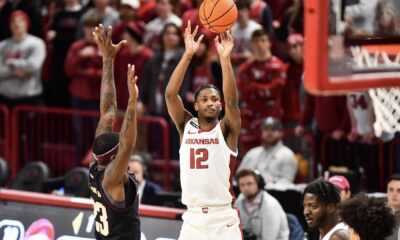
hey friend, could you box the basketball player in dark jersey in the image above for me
[89,24,140,240]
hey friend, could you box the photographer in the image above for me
[234,169,290,240]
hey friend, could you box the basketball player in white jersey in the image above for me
[165,20,242,240]
[303,179,349,240]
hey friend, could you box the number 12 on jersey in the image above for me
[190,148,209,169]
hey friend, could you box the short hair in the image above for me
[302,179,341,206]
[251,29,270,41]
[194,84,221,102]
[236,169,259,183]
[388,174,400,184]
[82,14,102,27]
[340,194,396,240]
[235,0,251,10]
[92,132,119,162]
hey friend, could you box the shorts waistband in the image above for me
[187,204,232,214]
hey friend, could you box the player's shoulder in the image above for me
[329,229,349,240]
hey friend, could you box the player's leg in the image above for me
[211,208,243,240]
[178,211,209,240]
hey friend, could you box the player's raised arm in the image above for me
[215,30,241,148]
[90,25,126,165]
[93,24,126,137]
[165,20,203,136]
[103,64,138,189]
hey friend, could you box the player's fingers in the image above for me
[127,64,131,77]
[116,40,127,51]
[214,35,219,44]
[192,25,199,37]
[188,20,191,33]
[106,26,112,43]
[196,34,204,44]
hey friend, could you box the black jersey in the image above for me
[89,162,140,240]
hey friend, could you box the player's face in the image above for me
[261,127,282,146]
[194,88,222,119]
[10,15,28,36]
[238,175,259,199]
[387,180,400,211]
[303,193,328,229]
[128,161,144,184]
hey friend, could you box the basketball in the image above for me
[199,0,238,33]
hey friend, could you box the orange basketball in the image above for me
[199,0,238,33]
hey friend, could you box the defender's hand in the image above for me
[214,29,234,58]
[93,24,126,60]
[127,64,139,100]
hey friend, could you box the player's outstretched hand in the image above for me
[127,64,139,101]
[184,20,204,56]
[93,24,126,60]
[214,29,234,59]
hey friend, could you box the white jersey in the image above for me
[320,222,348,240]
[180,118,237,207]
[347,92,373,135]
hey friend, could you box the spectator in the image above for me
[374,1,400,36]
[303,179,349,240]
[114,23,153,111]
[0,10,46,108]
[232,0,262,68]
[248,0,274,35]
[282,33,303,125]
[143,0,182,49]
[14,0,43,38]
[328,175,351,202]
[139,23,188,159]
[46,0,85,107]
[0,0,12,41]
[276,0,304,42]
[64,15,102,162]
[234,169,290,240]
[341,194,396,240]
[65,15,103,111]
[237,117,298,183]
[112,0,141,43]
[386,174,400,240]
[128,154,162,205]
[238,29,287,123]
[77,0,120,38]
[344,0,379,37]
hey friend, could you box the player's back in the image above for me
[89,163,140,240]
[179,118,237,207]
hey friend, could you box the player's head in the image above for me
[251,29,271,54]
[128,154,146,184]
[236,169,264,199]
[194,84,222,120]
[387,173,400,212]
[260,117,283,147]
[9,10,30,36]
[340,194,396,240]
[92,132,120,166]
[328,175,351,202]
[302,179,341,229]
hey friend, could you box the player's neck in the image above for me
[198,117,218,131]
[319,215,340,238]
